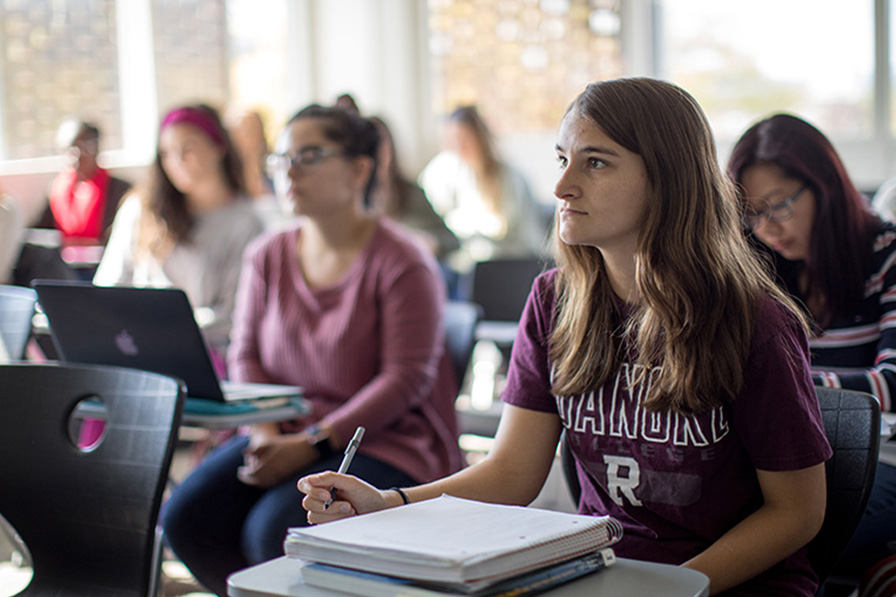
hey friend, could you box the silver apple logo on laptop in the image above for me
[114,329,139,356]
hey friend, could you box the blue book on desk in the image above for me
[300,549,616,597]
[302,547,616,597]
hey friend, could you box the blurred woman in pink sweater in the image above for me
[162,104,462,596]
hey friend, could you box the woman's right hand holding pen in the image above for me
[298,472,404,524]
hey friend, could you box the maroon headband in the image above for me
[160,107,225,145]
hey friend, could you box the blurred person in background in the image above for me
[368,115,459,261]
[37,118,131,246]
[228,109,273,200]
[161,104,461,596]
[226,108,295,231]
[418,105,548,269]
[94,103,264,361]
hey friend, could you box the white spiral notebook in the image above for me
[284,494,623,586]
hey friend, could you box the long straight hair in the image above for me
[727,113,881,328]
[549,78,804,414]
[448,106,504,216]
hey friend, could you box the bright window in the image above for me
[658,0,876,142]
[225,0,290,138]
[0,0,123,160]
[0,0,230,163]
[151,0,229,113]
[427,0,624,135]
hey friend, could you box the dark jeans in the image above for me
[161,435,416,596]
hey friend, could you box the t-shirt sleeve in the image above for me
[732,301,833,471]
[502,271,557,413]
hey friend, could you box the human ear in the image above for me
[351,155,375,193]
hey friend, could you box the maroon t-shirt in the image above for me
[503,270,832,596]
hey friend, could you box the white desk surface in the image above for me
[227,556,709,597]
[877,413,896,466]
[474,320,518,345]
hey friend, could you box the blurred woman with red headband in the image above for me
[94,103,264,359]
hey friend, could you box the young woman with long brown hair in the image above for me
[300,78,832,596]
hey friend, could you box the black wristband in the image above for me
[307,425,335,460]
[389,487,410,505]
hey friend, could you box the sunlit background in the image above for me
[0,0,893,217]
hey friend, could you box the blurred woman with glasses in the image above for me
[729,112,896,592]
[94,103,264,360]
[161,104,462,596]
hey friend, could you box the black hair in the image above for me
[287,104,380,205]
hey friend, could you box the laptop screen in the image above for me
[33,280,226,401]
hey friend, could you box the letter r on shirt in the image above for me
[603,454,643,507]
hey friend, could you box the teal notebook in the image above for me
[184,396,302,415]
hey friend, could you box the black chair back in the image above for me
[810,387,880,584]
[0,285,37,361]
[0,363,185,597]
[470,258,549,322]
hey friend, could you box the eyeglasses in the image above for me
[265,146,343,176]
[742,185,808,230]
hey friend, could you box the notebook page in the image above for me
[286,494,622,582]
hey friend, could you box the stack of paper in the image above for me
[284,494,622,593]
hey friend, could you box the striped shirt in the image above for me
[808,222,896,412]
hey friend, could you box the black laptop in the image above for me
[32,280,302,403]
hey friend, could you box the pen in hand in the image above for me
[323,426,365,510]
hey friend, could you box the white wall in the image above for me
[289,0,438,175]
[292,0,562,204]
